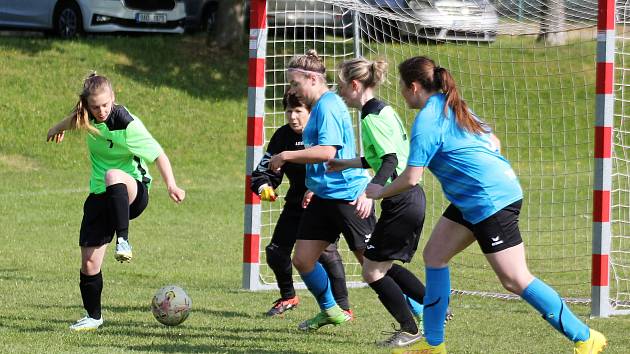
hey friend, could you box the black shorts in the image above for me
[364,186,426,263]
[442,200,523,254]
[269,204,303,250]
[79,180,149,247]
[297,195,376,251]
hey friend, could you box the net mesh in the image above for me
[257,0,630,312]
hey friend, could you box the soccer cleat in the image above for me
[391,339,446,354]
[266,296,300,317]
[114,237,132,263]
[69,315,103,332]
[574,329,607,354]
[343,308,354,321]
[376,327,423,348]
[297,309,351,331]
[445,307,454,324]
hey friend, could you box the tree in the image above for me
[537,0,567,45]
[208,0,246,49]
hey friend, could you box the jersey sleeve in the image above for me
[362,112,400,158]
[407,109,443,167]
[251,129,284,192]
[125,119,164,162]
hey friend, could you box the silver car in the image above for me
[0,0,186,38]
[371,0,498,42]
[266,0,352,34]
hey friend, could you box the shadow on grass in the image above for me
[0,34,248,101]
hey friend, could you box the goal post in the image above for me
[243,0,630,317]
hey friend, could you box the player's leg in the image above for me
[421,211,476,349]
[104,169,138,262]
[319,242,351,316]
[480,202,606,352]
[292,197,351,330]
[265,207,302,316]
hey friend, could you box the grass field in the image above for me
[1,34,629,353]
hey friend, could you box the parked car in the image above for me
[0,0,186,38]
[369,0,498,42]
[266,0,352,35]
[183,0,217,32]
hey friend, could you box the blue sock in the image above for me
[521,278,589,342]
[405,295,424,316]
[423,266,450,346]
[300,262,336,311]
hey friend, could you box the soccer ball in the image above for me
[151,285,192,326]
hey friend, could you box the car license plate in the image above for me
[136,13,167,24]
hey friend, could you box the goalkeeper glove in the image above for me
[258,184,277,202]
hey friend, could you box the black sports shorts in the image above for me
[364,186,426,263]
[297,195,376,251]
[79,180,149,247]
[442,200,523,254]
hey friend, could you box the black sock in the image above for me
[369,276,418,334]
[387,264,425,305]
[79,271,103,319]
[320,249,350,311]
[106,183,129,242]
[265,244,295,299]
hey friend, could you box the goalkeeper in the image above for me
[251,90,352,318]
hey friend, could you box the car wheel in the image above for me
[54,2,82,38]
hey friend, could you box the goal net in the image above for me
[244,0,630,316]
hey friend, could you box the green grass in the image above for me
[1,34,629,353]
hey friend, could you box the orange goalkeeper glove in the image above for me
[258,184,277,202]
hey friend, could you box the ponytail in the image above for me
[70,72,113,135]
[399,57,484,134]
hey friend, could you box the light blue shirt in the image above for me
[407,93,523,223]
[303,91,369,200]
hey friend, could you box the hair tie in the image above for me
[434,66,442,73]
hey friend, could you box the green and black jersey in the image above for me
[87,105,163,194]
[361,98,409,184]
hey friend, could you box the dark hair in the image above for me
[282,90,311,111]
[398,56,483,134]
[287,49,326,76]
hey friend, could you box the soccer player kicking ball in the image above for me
[327,57,428,349]
[269,50,376,331]
[367,56,606,354]
[47,73,185,331]
[251,90,353,318]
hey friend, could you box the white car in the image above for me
[0,0,186,37]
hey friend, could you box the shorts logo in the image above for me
[491,235,504,247]
[364,233,372,243]
[366,245,375,250]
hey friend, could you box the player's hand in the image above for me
[269,152,287,173]
[168,184,185,204]
[258,184,277,202]
[365,183,384,200]
[46,127,65,143]
[325,158,346,173]
[349,192,373,219]
[302,190,314,208]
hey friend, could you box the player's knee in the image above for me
[423,247,447,268]
[319,246,342,265]
[499,276,528,295]
[105,169,125,185]
[291,255,312,273]
[265,244,290,269]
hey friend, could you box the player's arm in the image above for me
[155,153,185,204]
[366,166,424,200]
[370,153,398,186]
[325,157,363,172]
[269,145,336,172]
[46,114,77,143]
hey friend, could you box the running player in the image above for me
[327,57,427,348]
[269,50,376,331]
[367,56,606,354]
[47,73,185,331]
[251,90,352,318]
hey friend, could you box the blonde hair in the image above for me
[287,49,326,80]
[70,72,113,135]
[338,57,388,88]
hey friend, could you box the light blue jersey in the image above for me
[407,93,522,223]
[303,91,369,200]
